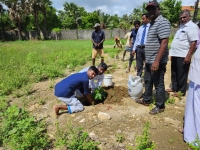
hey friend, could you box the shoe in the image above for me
[149,107,165,115]
[136,99,150,106]
[126,70,130,73]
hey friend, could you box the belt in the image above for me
[137,45,145,49]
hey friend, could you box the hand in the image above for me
[151,61,159,72]
[132,50,135,56]
[94,43,98,47]
[184,56,191,64]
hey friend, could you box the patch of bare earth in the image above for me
[8,51,188,150]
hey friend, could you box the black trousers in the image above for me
[143,63,167,108]
[171,57,190,95]
[136,47,145,77]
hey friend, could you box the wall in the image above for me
[0,28,178,41]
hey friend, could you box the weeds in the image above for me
[177,91,184,100]
[55,121,100,149]
[188,135,200,150]
[166,97,175,104]
[135,122,156,150]
[116,134,125,143]
[0,105,50,150]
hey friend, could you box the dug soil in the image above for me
[8,50,188,150]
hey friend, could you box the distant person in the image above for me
[78,62,108,92]
[113,37,123,59]
[121,30,132,61]
[136,1,171,115]
[166,10,199,97]
[91,23,105,66]
[126,20,141,73]
[53,66,98,117]
[132,13,150,77]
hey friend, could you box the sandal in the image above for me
[166,88,174,92]
[149,107,165,115]
[172,93,178,97]
[136,99,150,106]
[121,59,124,61]
[126,70,130,73]
[178,128,183,134]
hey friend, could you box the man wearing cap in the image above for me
[91,23,105,66]
[137,1,171,115]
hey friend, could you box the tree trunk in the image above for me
[43,8,47,40]
[0,16,5,41]
[17,22,22,40]
[34,9,40,40]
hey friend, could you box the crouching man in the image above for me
[53,66,99,117]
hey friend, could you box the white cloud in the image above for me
[52,0,195,16]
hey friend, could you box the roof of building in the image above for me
[182,6,195,11]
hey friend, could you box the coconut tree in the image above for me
[2,0,31,40]
[39,0,52,39]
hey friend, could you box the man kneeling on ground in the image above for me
[53,66,99,117]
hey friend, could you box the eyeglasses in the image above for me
[179,16,187,19]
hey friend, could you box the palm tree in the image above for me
[63,2,82,29]
[39,0,52,39]
[2,0,31,40]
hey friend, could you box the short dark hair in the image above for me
[134,20,141,26]
[98,62,108,71]
[88,66,99,75]
[180,9,191,17]
[142,13,149,18]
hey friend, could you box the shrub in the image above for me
[92,86,107,101]
[0,105,50,150]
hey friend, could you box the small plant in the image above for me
[188,135,200,150]
[55,121,100,149]
[38,99,46,105]
[135,122,156,150]
[166,97,175,104]
[112,63,117,69]
[177,91,184,100]
[92,86,107,101]
[116,134,125,143]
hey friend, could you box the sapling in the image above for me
[92,87,107,101]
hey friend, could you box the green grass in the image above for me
[0,40,115,96]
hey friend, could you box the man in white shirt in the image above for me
[183,45,200,147]
[132,13,150,77]
[166,10,199,97]
[78,62,108,93]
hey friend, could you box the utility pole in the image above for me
[193,0,199,23]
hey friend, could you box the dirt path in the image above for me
[9,51,188,150]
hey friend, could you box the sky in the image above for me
[52,0,196,16]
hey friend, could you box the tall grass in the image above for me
[0,40,114,96]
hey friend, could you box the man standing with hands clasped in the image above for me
[136,1,171,115]
[132,13,150,77]
[91,23,105,66]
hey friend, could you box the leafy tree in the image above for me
[63,2,85,29]
[81,12,100,29]
[160,0,182,27]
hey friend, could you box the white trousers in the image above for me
[184,81,200,144]
[58,95,84,114]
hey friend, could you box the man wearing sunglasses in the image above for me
[166,10,199,97]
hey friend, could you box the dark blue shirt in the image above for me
[54,72,90,97]
[130,29,138,44]
[91,30,105,49]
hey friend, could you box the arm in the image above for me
[151,38,169,72]
[184,41,197,64]
[85,94,94,105]
[97,31,105,46]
